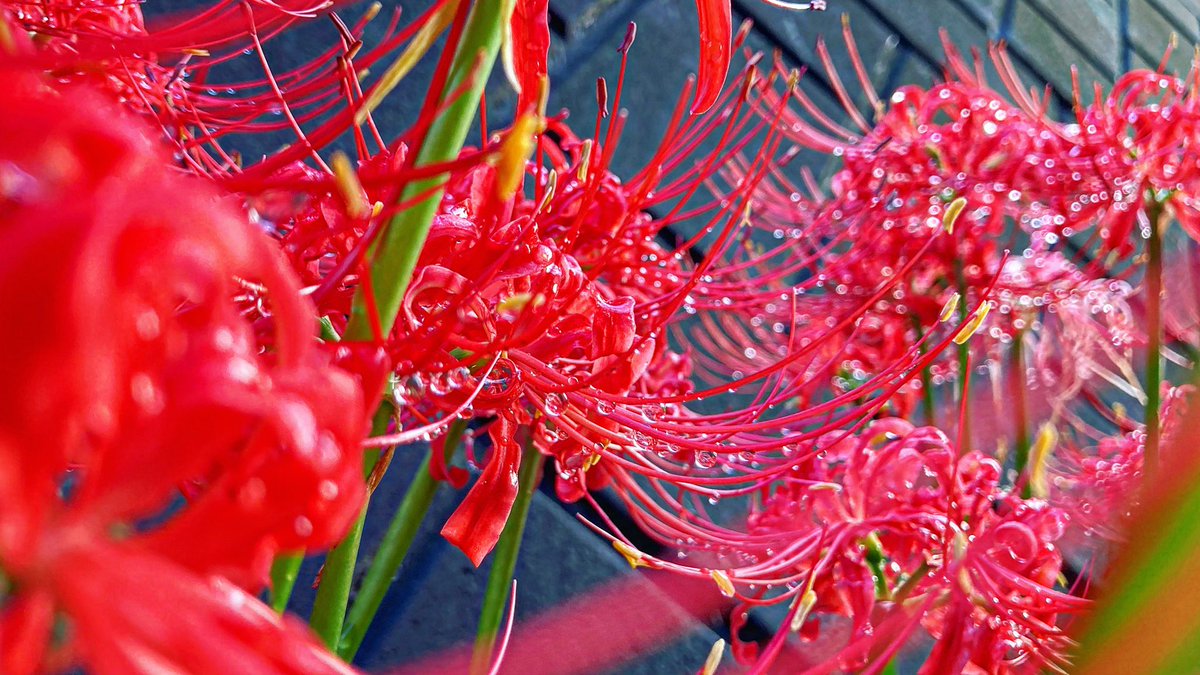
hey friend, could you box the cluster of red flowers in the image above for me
[2,0,1197,673]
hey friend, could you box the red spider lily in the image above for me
[5,0,463,181]
[997,253,1140,416]
[698,32,1187,434]
[0,65,380,674]
[599,418,1086,673]
[262,29,1000,571]
[88,5,977,581]
[267,45,811,564]
[1048,385,1193,544]
[943,38,1200,253]
[12,5,1172,674]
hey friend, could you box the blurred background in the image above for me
[154,0,1199,672]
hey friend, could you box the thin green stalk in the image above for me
[471,439,543,675]
[310,405,391,647]
[344,0,517,341]
[1145,198,1165,480]
[311,488,371,648]
[1010,333,1031,498]
[338,421,467,661]
[312,0,516,653]
[270,316,342,614]
[862,533,892,601]
[269,553,303,613]
[954,259,971,446]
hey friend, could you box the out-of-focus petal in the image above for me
[56,543,358,675]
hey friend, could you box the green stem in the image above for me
[471,438,543,675]
[862,533,892,601]
[338,421,467,661]
[310,405,392,647]
[1011,333,1031,498]
[269,315,341,614]
[269,553,303,613]
[344,0,516,341]
[311,489,370,648]
[954,259,971,446]
[1145,198,1165,480]
[312,0,515,655]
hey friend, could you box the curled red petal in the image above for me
[441,416,523,566]
[691,0,732,114]
[510,0,551,114]
[591,294,636,357]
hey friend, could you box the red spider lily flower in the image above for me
[703,33,1177,431]
[194,18,972,574]
[1048,385,1193,544]
[7,0,450,180]
[605,418,1086,673]
[943,38,1200,253]
[0,66,376,674]
[996,253,1140,415]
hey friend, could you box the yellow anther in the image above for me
[785,68,800,90]
[943,196,967,234]
[495,113,539,202]
[0,21,14,55]
[536,74,550,117]
[925,143,946,168]
[1113,402,1127,423]
[995,439,1009,466]
[497,292,533,314]
[952,303,991,345]
[702,639,726,675]
[584,453,602,471]
[1029,422,1059,498]
[710,570,736,598]
[939,292,961,322]
[612,540,645,569]
[790,589,818,632]
[536,170,558,214]
[576,139,593,182]
[356,0,457,125]
[331,152,369,219]
[808,482,842,492]
[952,529,969,561]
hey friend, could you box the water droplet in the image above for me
[544,392,568,417]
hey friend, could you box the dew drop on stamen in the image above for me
[544,392,568,417]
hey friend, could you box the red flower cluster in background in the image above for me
[2,0,1198,673]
